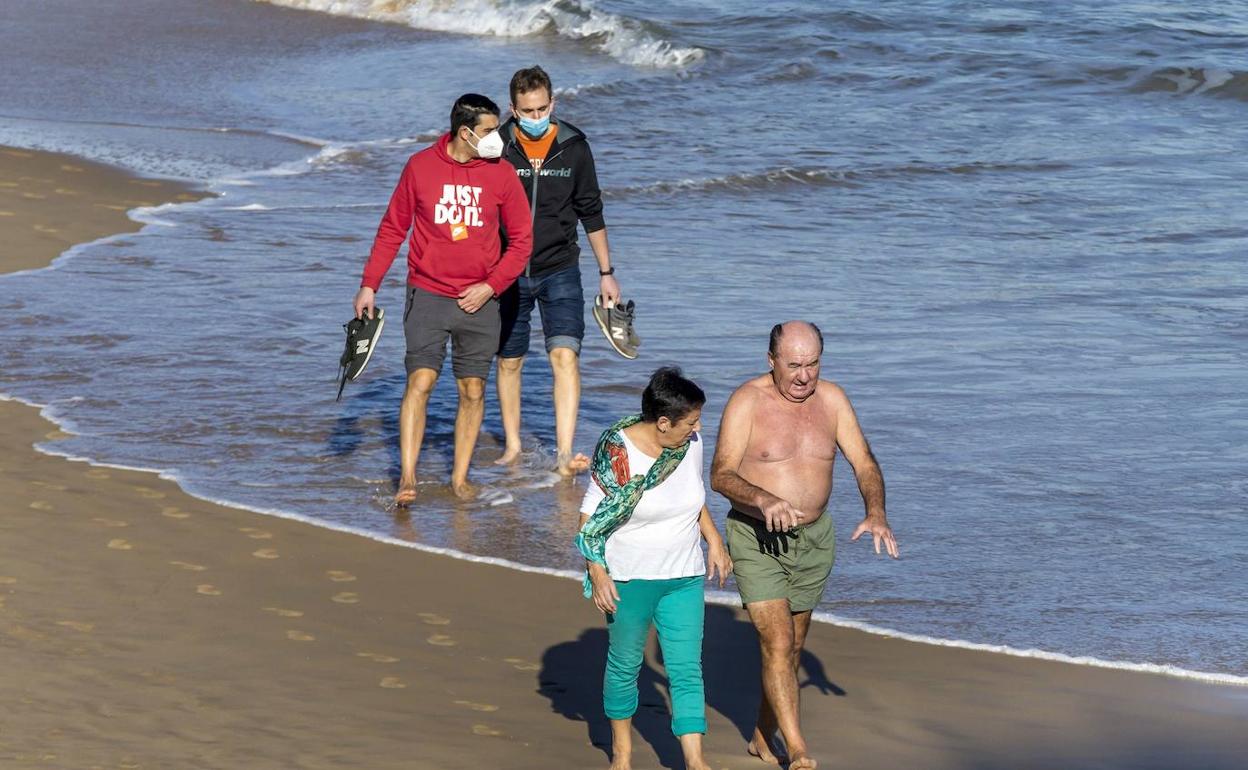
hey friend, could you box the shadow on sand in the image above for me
[537,603,845,769]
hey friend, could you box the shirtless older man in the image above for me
[710,321,898,769]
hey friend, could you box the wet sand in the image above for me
[0,145,1244,769]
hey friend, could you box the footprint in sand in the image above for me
[161,506,191,519]
[169,561,206,572]
[379,677,406,689]
[54,187,82,196]
[93,203,128,211]
[251,548,280,559]
[286,630,315,642]
[454,700,499,712]
[331,592,359,604]
[131,486,165,499]
[426,634,457,647]
[0,577,17,584]
[0,181,17,187]
[60,164,84,172]
[326,570,356,582]
[471,724,504,737]
[29,500,53,511]
[30,480,67,490]
[33,224,59,233]
[85,469,110,480]
[418,612,450,626]
[238,527,273,540]
[0,211,13,217]
[92,518,129,528]
[262,607,303,618]
[504,658,540,671]
[21,192,47,200]
[196,585,221,596]
[107,539,132,551]
[56,620,95,632]
[356,652,400,663]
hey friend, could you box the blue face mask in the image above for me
[518,114,551,138]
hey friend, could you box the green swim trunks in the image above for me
[725,509,834,613]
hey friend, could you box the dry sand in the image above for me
[1,146,1244,769]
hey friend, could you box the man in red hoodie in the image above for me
[354,93,533,504]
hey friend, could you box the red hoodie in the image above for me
[360,133,532,298]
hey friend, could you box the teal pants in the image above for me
[604,575,706,736]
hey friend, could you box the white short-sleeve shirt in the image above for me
[580,430,706,581]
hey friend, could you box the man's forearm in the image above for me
[586,228,610,271]
[710,469,776,517]
[855,461,886,518]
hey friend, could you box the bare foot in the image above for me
[451,479,478,500]
[556,451,591,477]
[788,752,817,769]
[394,483,417,507]
[608,753,631,770]
[493,446,522,466]
[685,758,712,770]
[747,731,786,765]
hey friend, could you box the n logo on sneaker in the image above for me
[355,340,370,354]
[612,328,627,340]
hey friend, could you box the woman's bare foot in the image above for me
[394,483,417,507]
[493,445,522,465]
[608,753,631,770]
[788,752,818,769]
[556,451,591,477]
[451,479,478,500]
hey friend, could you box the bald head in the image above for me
[768,321,824,358]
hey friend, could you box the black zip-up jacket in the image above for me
[501,117,606,279]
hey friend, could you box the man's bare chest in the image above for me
[746,404,837,464]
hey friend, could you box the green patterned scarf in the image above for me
[575,414,690,598]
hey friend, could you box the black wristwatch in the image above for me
[599,266,615,276]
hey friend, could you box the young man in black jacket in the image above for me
[495,66,626,476]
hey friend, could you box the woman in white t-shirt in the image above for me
[575,367,731,770]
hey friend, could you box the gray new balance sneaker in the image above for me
[337,307,385,400]
[593,295,639,359]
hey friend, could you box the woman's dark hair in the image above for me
[641,366,705,424]
[450,93,499,136]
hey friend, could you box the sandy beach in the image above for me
[1,145,1245,769]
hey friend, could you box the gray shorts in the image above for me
[402,286,500,380]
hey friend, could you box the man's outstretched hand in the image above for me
[851,514,899,558]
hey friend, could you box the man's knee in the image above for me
[457,377,486,403]
[404,370,438,398]
[761,634,799,663]
[497,356,525,375]
[548,346,579,371]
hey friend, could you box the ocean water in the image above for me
[1,0,1245,682]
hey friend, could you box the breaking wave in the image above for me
[255,0,704,69]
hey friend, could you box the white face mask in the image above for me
[467,127,504,159]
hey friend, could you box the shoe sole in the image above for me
[351,309,385,380]
[593,305,638,359]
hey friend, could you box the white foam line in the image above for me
[0,194,217,280]
[3,394,1246,688]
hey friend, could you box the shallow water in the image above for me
[1,0,1245,679]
